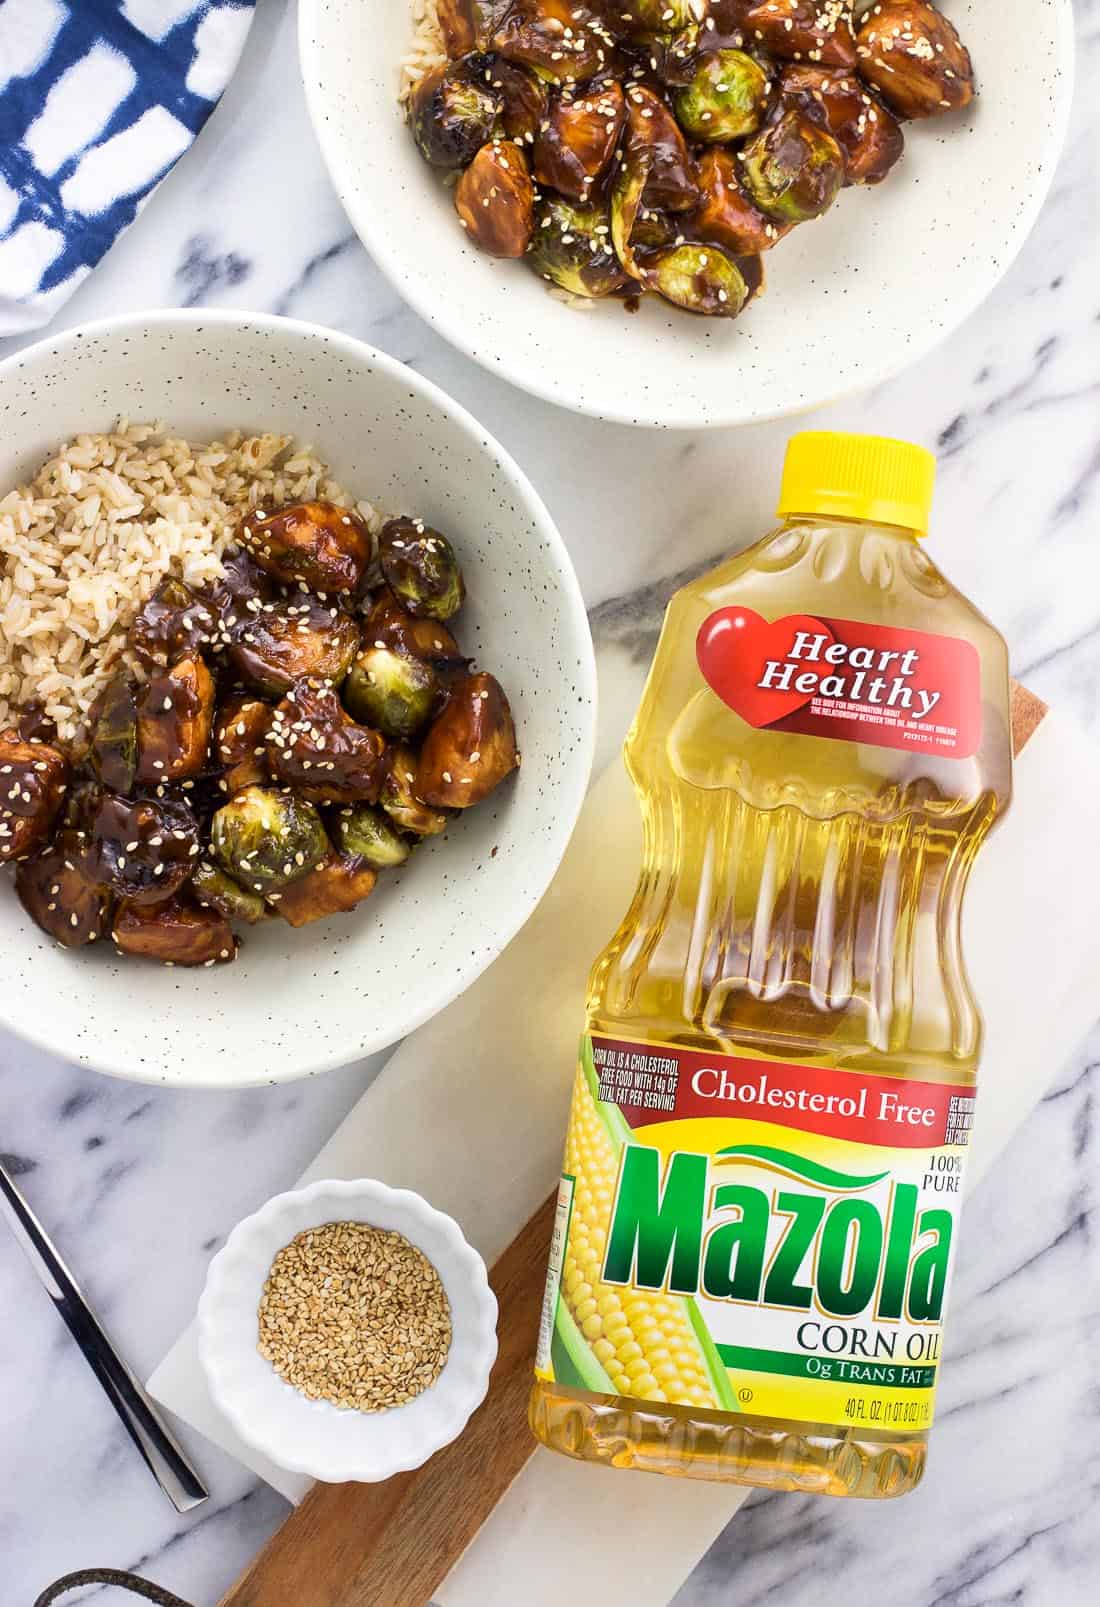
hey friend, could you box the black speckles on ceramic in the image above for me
[299,0,1073,430]
[0,310,597,1087]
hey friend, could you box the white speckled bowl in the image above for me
[300,0,1074,429]
[197,1178,498,1482]
[0,311,595,1085]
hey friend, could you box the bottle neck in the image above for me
[780,511,921,542]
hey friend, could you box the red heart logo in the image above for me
[696,608,836,727]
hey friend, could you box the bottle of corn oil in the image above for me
[530,432,1012,1498]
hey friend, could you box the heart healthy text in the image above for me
[757,630,942,719]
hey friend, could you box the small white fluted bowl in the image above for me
[196,1178,498,1483]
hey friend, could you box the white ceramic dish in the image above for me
[0,311,596,1086]
[300,0,1074,430]
[196,1177,497,1482]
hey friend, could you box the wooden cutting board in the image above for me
[219,685,1047,1607]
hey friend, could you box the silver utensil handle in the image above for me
[0,1160,208,1514]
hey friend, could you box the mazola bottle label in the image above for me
[535,1035,973,1433]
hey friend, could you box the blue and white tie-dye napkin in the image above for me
[0,0,255,337]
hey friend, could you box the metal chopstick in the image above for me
[0,1154,208,1513]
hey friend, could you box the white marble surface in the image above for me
[1,0,1098,1602]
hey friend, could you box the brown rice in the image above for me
[399,0,447,106]
[0,425,380,743]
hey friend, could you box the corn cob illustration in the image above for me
[550,1043,735,1410]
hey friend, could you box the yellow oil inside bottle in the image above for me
[530,437,1012,1498]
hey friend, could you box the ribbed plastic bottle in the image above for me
[530,432,1013,1498]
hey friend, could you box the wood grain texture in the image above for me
[218,1193,557,1607]
[221,684,1046,1607]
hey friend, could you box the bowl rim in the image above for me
[0,308,597,1086]
[298,0,1077,431]
[196,1176,499,1481]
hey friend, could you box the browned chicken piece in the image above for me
[215,694,272,793]
[128,577,220,670]
[624,85,699,214]
[742,1,858,68]
[493,0,612,86]
[228,596,361,697]
[135,655,216,783]
[417,672,519,809]
[781,64,904,184]
[266,682,388,804]
[15,833,111,947]
[88,791,199,904]
[533,81,626,204]
[455,141,536,257]
[0,727,69,862]
[364,590,466,673]
[689,149,793,254]
[274,854,378,927]
[856,1,974,120]
[238,501,373,595]
[112,894,237,966]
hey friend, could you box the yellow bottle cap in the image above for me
[777,431,936,537]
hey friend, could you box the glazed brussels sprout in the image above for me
[739,107,845,223]
[135,656,216,784]
[238,500,373,595]
[274,854,378,927]
[491,57,550,140]
[643,244,750,318]
[228,595,360,697]
[624,86,698,214]
[88,792,200,905]
[16,832,111,948]
[0,727,70,863]
[674,49,771,143]
[344,646,438,741]
[527,196,630,299]
[128,576,218,670]
[493,0,610,86]
[211,784,329,893]
[336,805,411,869]
[417,672,519,808]
[199,546,276,637]
[532,81,626,204]
[90,675,138,794]
[214,694,272,793]
[780,65,904,186]
[689,148,791,253]
[856,1,974,121]
[437,0,514,56]
[364,589,466,671]
[192,861,267,925]
[410,61,502,170]
[379,517,466,622]
[381,744,450,836]
[266,684,388,804]
[112,894,237,966]
[455,141,535,257]
[741,0,858,68]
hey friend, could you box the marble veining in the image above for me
[0,0,1098,1601]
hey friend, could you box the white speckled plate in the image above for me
[0,311,596,1086]
[300,0,1074,429]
